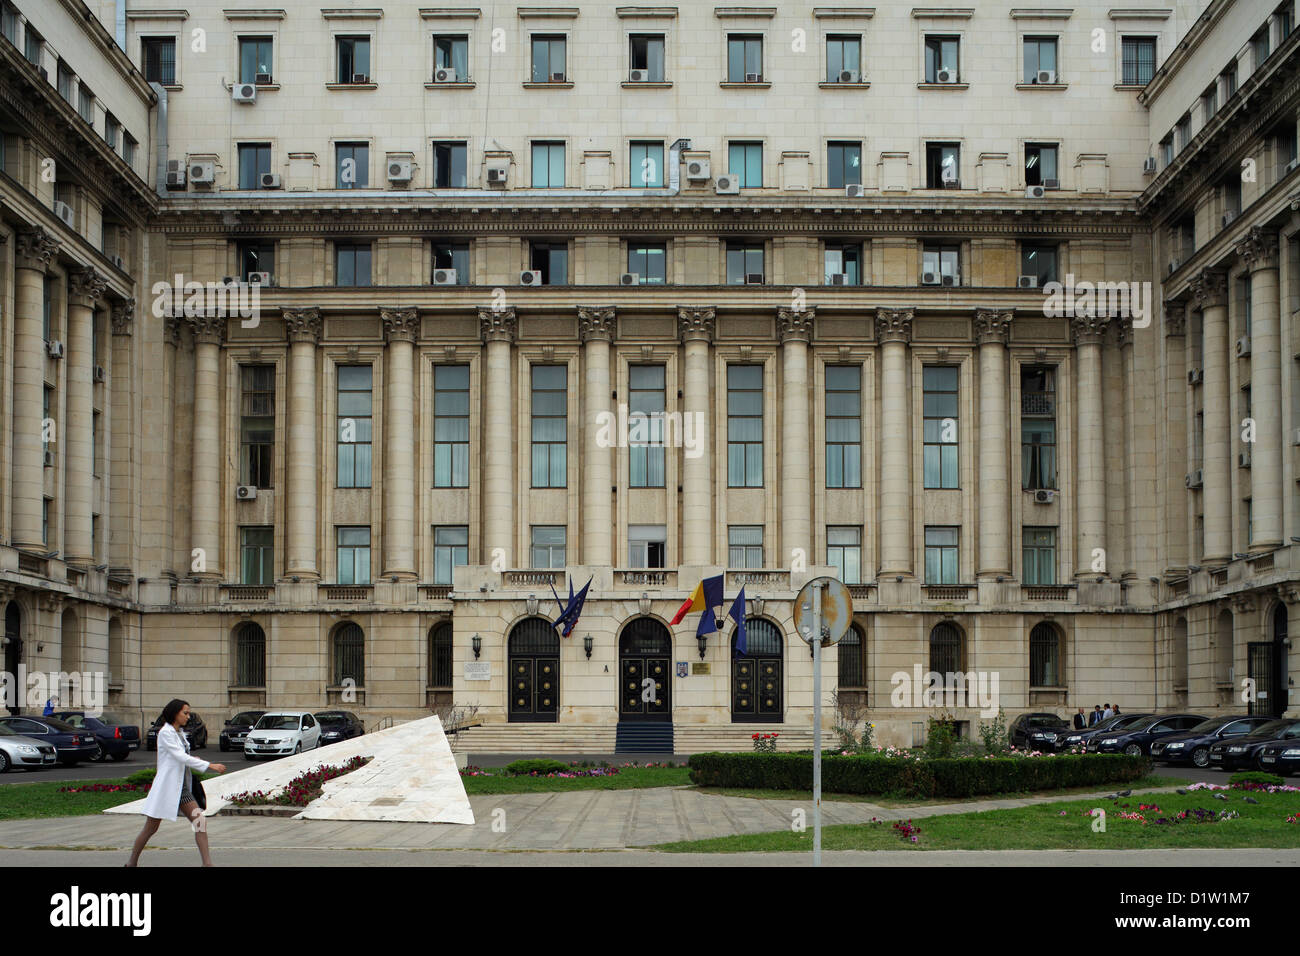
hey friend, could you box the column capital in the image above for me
[777,308,815,343]
[111,297,136,336]
[188,314,226,346]
[15,227,59,273]
[973,308,1013,345]
[1114,315,1134,348]
[479,306,518,343]
[1163,301,1187,337]
[1070,314,1109,346]
[381,307,419,344]
[67,267,108,308]
[1236,226,1280,273]
[678,306,716,342]
[164,315,185,348]
[283,306,323,343]
[1191,268,1228,308]
[875,308,913,344]
[578,306,617,342]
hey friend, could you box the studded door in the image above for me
[731,618,783,722]
[508,618,560,723]
[618,618,672,721]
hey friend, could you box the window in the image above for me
[530,242,568,285]
[728,141,763,188]
[23,22,40,65]
[337,365,373,488]
[433,526,468,585]
[1023,36,1057,82]
[43,387,53,457]
[1160,134,1174,168]
[1175,113,1192,152]
[1280,2,1294,41]
[336,36,370,83]
[335,142,369,188]
[239,36,273,83]
[530,526,566,568]
[531,141,565,187]
[332,623,364,687]
[235,622,266,687]
[727,365,763,487]
[827,526,862,584]
[238,143,271,189]
[925,142,960,188]
[729,526,763,568]
[336,527,371,585]
[630,140,665,187]
[1224,176,1243,220]
[77,84,94,125]
[335,243,372,286]
[531,365,567,487]
[923,366,959,489]
[240,365,275,489]
[1023,528,1057,586]
[1277,125,1298,172]
[1120,36,1156,85]
[42,499,50,544]
[531,34,566,82]
[827,141,862,188]
[124,135,137,167]
[429,622,453,687]
[433,241,469,284]
[434,35,468,80]
[924,527,959,584]
[1020,243,1058,285]
[240,527,273,585]
[922,242,960,283]
[92,411,100,476]
[629,364,666,486]
[432,141,467,188]
[1029,622,1061,685]
[826,34,861,82]
[1024,143,1058,187]
[1252,26,1270,67]
[824,243,861,285]
[238,241,275,281]
[433,364,469,487]
[628,525,666,568]
[1202,83,1218,121]
[726,242,765,284]
[142,37,176,85]
[924,35,959,82]
[1,3,16,45]
[838,625,864,688]
[628,243,667,284]
[43,277,54,342]
[727,34,763,82]
[1221,63,1238,98]
[630,34,665,81]
[825,365,861,488]
[1021,365,1056,489]
[57,61,74,101]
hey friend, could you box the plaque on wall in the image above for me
[692,663,711,675]
[464,663,491,681]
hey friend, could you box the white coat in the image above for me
[140,722,210,821]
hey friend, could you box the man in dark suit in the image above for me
[1088,705,1103,726]
[1073,707,1088,729]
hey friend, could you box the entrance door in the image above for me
[508,618,560,722]
[4,603,20,716]
[619,618,671,721]
[732,618,783,722]
[1247,642,1278,717]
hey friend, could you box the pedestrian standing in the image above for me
[1088,705,1103,726]
[1073,707,1087,729]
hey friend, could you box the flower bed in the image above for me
[225,756,372,808]
[58,782,149,794]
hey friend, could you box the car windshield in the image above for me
[255,715,302,730]
[316,715,347,726]
[232,712,261,724]
[1027,716,1068,728]
[1122,715,1161,731]
[1189,717,1235,733]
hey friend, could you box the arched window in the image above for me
[838,624,864,688]
[333,622,365,687]
[235,622,266,687]
[929,622,963,675]
[1214,610,1233,686]
[1029,622,1061,687]
[429,622,453,689]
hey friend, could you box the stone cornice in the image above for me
[479,307,518,343]
[283,307,323,343]
[1070,315,1109,346]
[1190,268,1228,309]
[1236,226,1280,273]
[777,308,815,343]
[68,267,109,308]
[577,307,617,342]
[111,298,136,337]
[14,227,59,273]
[875,308,913,343]
[380,307,420,344]
[1163,301,1186,337]
[973,308,1013,345]
[678,307,716,343]
[188,315,226,346]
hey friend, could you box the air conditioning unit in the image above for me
[941,274,959,286]
[1143,157,1158,174]
[839,70,859,83]
[1025,185,1046,199]
[1185,469,1203,489]
[232,83,257,104]
[93,365,106,384]
[845,184,865,198]
[745,273,765,285]
[1042,178,1060,189]
[255,72,272,84]
[53,201,75,227]
[1187,368,1204,385]
[486,166,509,186]
[236,485,257,501]
[46,340,65,358]
[351,73,369,84]
[1018,275,1038,289]
[942,178,961,189]
[1222,211,1237,226]
[1236,335,1251,357]
[715,175,740,194]
[520,270,542,285]
[433,268,458,285]
[1168,259,1180,274]
[246,271,271,286]
[922,271,941,285]
[1037,70,1056,84]
[44,449,56,467]
[744,72,761,83]
[166,159,187,189]
[686,159,711,181]
[388,159,412,183]
[434,67,457,83]
[936,68,956,83]
[620,273,640,286]
[1033,489,1056,504]
[1238,451,1252,468]
[550,72,566,82]
[260,173,281,189]
[189,162,215,184]
[629,69,648,82]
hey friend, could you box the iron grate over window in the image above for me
[929,623,962,675]
[333,623,364,686]
[838,624,864,688]
[620,617,671,657]
[1029,622,1060,686]
[735,617,782,657]
[235,622,266,687]
[429,622,453,688]
[508,617,560,656]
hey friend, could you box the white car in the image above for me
[244,711,322,759]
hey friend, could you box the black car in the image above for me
[49,711,140,762]
[1149,715,1274,768]
[145,712,208,751]
[1209,718,1300,770]
[219,711,267,752]
[1254,735,1300,775]
[0,715,101,766]
[1090,713,1209,756]
[1054,713,1154,752]
[1009,713,1070,750]
[315,711,365,745]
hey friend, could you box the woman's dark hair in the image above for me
[161,698,189,725]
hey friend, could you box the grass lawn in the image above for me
[653,788,1300,852]
[461,765,692,794]
[0,779,151,820]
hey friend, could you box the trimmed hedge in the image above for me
[687,752,1149,799]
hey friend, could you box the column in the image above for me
[64,268,106,567]
[163,316,183,577]
[1072,315,1108,579]
[109,298,135,576]
[974,308,1012,579]
[188,315,225,577]
[877,308,913,576]
[284,307,322,579]
[578,307,615,568]
[1163,303,1188,575]
[1238,227,1283,551]
[778,308,813,568]
[480,307,517,567]
[1113,316,1134,579]
[11,228,59,552]
[679,308,715,566]
[381,307,418,580]
[1192,269,1231,565]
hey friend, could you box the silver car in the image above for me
[0,722,58,772]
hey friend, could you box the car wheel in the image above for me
[90,744,106,763]
[0,751,10,773]
[1191,747,1210,768]
[1123,744,1143,756]
[1255,753,1271,773]
[110,752,129,762]
[293,743,301,755]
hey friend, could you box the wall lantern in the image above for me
[583,634,594,660]
[697,634,708,660]
[471,634,482,660]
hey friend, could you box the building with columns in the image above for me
[0,0,1296,752]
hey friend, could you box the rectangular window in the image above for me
[239,36,273,83]
[336,35,370,83]
[629,364,666,487]
[925,142,960,188]
[238,241,274,281]
[78,84,94,125]
[23,23,40,65]
[1121,36,1156,85]
[92,410,100,476]
[629,34,665,81]
[630,140,665,187]
[827,141,862,188]
[531,141,565,187]
[923,366,959,489]
[924,527,959,584]
[432,141,467,188]
[924,35,959,82]
[922,243,960,283]
[728,526,763,569]
[728,141,762,188]
[142,37,176,85]
[433,526,468,585]
[1202,83,1218,120]
[1160,135,1174,168]
[1175,113,1192,151]
[240,365,275,489]
[124,135,137,167]
[627,243,667,284]
[1221,63,1238,98]
[240,527,274,585]
[57,61,74,101]
[530,526,566,569]
[43,277,54,342]
[530,242,568,285]
[628,525,667,569]
[433,364,470,487]
[335,243,372,286]
[335,142,369,188]
[825,365,861,488]
[826,34,861,82]
[433,241,469,284]
[531,365,567,488]
[726,242,765,284]
[42,499,50,544]
[727,34,762,82]
[531,34,566,82]
[1020,243,1058,285]
[336,365,373,488]
[1025,143,1058,186]
[434,35,469,80]
[1,4,17,45]
[238,143,271,189]
[1280,2,1294,41]
[336,527,371,585]
[827,526,862,584]
[1021,365,1057,489]
[1022,527,1057,585]
[824,243,861,285]
[1252,26,1270,67]
[727,364,763,487]
[1023,36,1058,82]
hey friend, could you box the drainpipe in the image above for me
[668,138,690,196]
[150,81,167,198]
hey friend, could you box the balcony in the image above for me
[503,570,561,588]
[321,585,372,602]
[922,584,973,601]
[1024,585,1073,601]
[222,585,272,603]
[727,569,790,589]
[17,552,48,577]
[420,584,453,600]
[848,583,876,600]
[1021,392,1056,416]
[616,569,677,588]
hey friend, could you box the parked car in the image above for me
[1054,713,1154,752]
[0,715,101,766]
[314,711,364,745]
[244,711,322,759]
[1254,735,1300,775]
[1008,713,1070,750]
[49,711,140,762]
[1149,715,1274,768]
[146,712,208,751]
[1209,718,1300,770]
[0,722,58,772]
[219,711,267,752]
[1089,713,1209,756]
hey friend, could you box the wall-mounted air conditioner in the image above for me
[1185,470,1203,489]
[93,366,106,383]
[922,271,940,285]
[941,274,959,286]
[1238,452,1252,468]
[53,201,74,227]
[434,67,457,83]
[620,273,639,286]
[189,162,215,184]
[232,83,257,103]
[433,268,458,285]
[254,72,272,84]
[845,184,865,198]
[520,270,542,285]
[936,68,956,83]
[46,340,64,358]
[1025,185,1046,199]
[247,271,272,286]
[388,159,412,183]
[1018,275,1038,288]
[1037,70,1056,84]
[44,449,56,467]
[236,485,257,501]
[1143,157,1157,174]
[629,69,648,83]
[686,159,711,181]
[745,273,764,285]
[715,175,740,194]
[487,166,509,186]
[351,73,369,84]
[1187,368,1203,385]
[260,173,281,189]
[1235,336,1251,357]
[830,274,849,286]
[166,159,187,189]
[1033,489,1055,504]
[744,72,761,83]
[839,70,859,83]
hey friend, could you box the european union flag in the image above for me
[551,576,592,637]
[728,586,747,657]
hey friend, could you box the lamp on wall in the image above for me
[696,634,708,660]
[583,634,593,660]
[639,592,651,616]
[471,634,481,660]
[526,593,539,616]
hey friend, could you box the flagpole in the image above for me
[812,580,823,868]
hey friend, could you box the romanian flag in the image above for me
[670,574,725,634]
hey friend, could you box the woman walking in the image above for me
[126,699,226,866]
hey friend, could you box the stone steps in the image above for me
[450,723,819,754]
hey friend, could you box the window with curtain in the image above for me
[726,242,765,283]
[238,36,273,83]
[826,35,861,82]
[924,527,959,584]
[630,140,665,187]
[238,143,271,189]
[1022,36,1057,82]
[531,365,567,487]
[337,365,373,487]
[335,142,369,188]
[628,525,667,568]
[433,364,470,486]
[531,526,566,568]
[827,527,862,584]
[923,366,959,489]
[726,34,762,81]
[728,526,763,568]
[628,244,667,284]
[240,365,275,488]
[434,526,468,585]
[825,365,861,488]
[433,142,468,188]
[924,35,959,82]
[1024,143,1058,186]
[630,34,665,81]
[336,527,371,585]
[531,35,566,81]
[531,141,565,187]
[727,365,763,486]
[240,527,274,585]
[629,365,665,486]
[824,244,861,285]
[334,243,372,286]
[1023,527,1057,585]
[1021,365,1056,489]
[336,35,370,83]
[728,141,763,188]
[434,35,469,80]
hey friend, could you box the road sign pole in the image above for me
[812,580,822,868]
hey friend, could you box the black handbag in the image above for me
[190,771,207,811]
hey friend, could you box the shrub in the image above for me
[924,714,956,759]
[1229,771,1286,788]
[979,708,1009,754]
[125,768,156,786]
[503,758,570,776]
